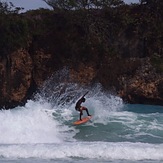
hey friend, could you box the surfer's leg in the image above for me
[81,107,91,116]
[79,110,83,121]
[86,109,91,116]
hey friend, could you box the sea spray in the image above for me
[35,68,123,108]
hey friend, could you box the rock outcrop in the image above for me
[0,49,33,108]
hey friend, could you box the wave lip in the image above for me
[0,142,163,161]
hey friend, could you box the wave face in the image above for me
[0,69,163,163]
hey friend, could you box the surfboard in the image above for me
[73,116,92,125]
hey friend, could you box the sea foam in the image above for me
[0,142,163,161]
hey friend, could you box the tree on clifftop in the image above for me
[0,1,23,14]
[43,0,124,10]
[43,0,77,10]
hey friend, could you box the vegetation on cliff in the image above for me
[43,0,124,10]
[0,2,28,56]
[0,0,163,108]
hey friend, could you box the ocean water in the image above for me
[0,71,163,163]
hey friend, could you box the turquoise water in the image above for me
[0,71,163,163]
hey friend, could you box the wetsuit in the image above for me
[75,97,91,120]
[75,98,83,111]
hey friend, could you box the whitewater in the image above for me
[0,69,163,163]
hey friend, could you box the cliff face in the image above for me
[0,6,163,108]
[0,49,32,108]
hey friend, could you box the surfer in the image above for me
[75,91,91,121]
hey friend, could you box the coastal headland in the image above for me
[0,2,163,108]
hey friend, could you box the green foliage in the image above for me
[0,15,29,56]
[0,0,163,64]
[0,1,29,57]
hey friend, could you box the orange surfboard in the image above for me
[73,116,92,125]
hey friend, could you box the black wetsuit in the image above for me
[75,99,82,111]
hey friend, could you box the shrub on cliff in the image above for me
[0,1,28,57]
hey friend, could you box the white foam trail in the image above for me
[0,142,163,161]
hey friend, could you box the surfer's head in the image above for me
[81,97,86,102]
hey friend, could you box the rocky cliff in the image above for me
[0,5,163,108]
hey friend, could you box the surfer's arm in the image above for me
[76,91,88,108]
[81,91,89,98]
